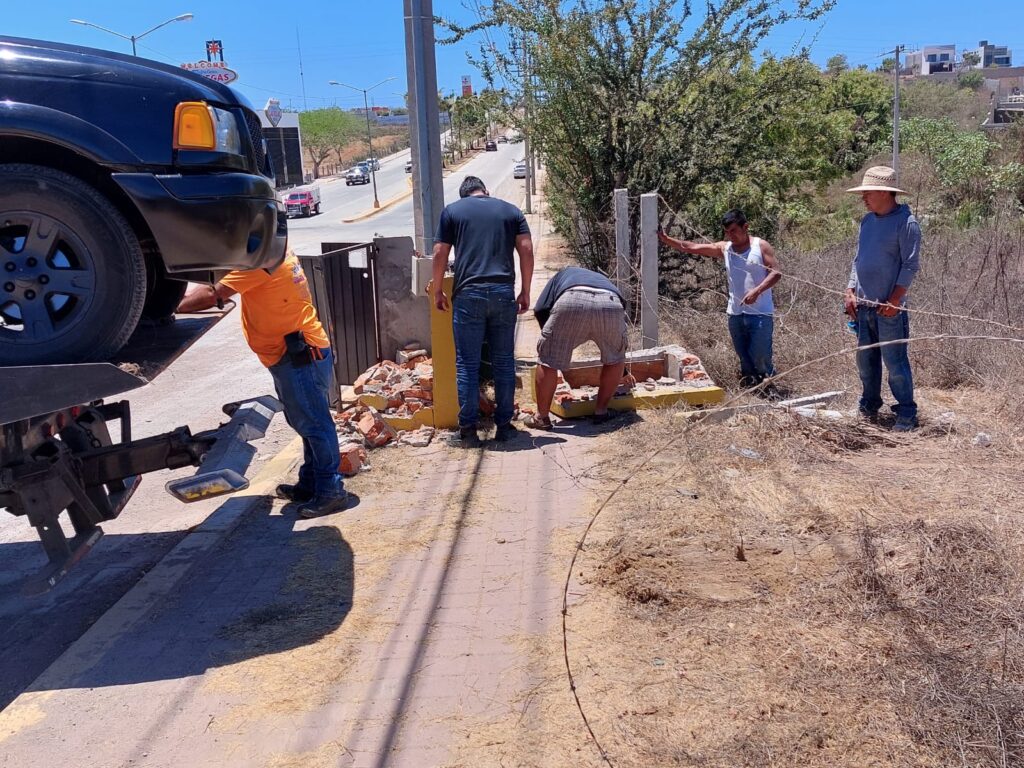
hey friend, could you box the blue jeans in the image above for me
[727,314,775,382]
[856,307,917,420]
[452,283,517,428]
[268,348,344,498]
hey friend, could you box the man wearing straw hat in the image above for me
[844,166,922,432]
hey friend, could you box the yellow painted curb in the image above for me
[342,188,414,223]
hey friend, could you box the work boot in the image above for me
[857,408,880,425]
[298,492,352,519]
[892,416,918,433]
[447,426,481,448]
[494,423,520,442]
[276,483,314,503]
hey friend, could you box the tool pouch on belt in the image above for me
[285,330,317,367]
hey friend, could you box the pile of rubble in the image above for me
[351,353,434,420]
[331,354,438,476]
[553,350,717,407]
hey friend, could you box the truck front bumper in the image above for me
[112,172,287,273]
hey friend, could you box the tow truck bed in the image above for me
[1,306,282,592]
[1,312,228,426]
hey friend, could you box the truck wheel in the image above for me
[141,266,187,324]
[315,203,321,215]
[0,164,146,365]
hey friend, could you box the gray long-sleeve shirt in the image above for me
[847,203,921,304]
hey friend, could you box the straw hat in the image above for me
[846,165,906,194]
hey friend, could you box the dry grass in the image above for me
[552,389,1024,768]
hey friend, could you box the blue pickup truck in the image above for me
[0,36,287,366]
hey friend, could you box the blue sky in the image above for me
[5,1,1022,111]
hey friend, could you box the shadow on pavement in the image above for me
[484,434,567,452]
[0,531,187,711]
[6,498,354,695]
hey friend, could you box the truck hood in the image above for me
[0,36,255,110]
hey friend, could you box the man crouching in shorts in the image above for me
[527,266,629,429]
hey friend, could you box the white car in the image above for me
[364,157,381,171]
[513,160,527,179]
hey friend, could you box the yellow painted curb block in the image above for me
[341,188,414,223]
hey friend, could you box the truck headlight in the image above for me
[173,101,242,154]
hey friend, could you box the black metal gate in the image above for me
[298,242,381,388]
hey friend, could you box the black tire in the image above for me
[141,266,187,323]
[314,203,321,215]
[0,164,146,365]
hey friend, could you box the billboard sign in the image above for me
[461,75,473,97]
[180,60,238,84]
[264,98,283,128]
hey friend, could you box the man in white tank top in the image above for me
[658,209,781,392]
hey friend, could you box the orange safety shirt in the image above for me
[219,252,330,368]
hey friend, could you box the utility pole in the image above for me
[296,28,308,112]
[521,39,532,215]
[404,0,445,264]
[890,44,905,180]
[328,77,397,208]
[528,49,538,198]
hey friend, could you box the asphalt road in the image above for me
[0,139,524,712]
[288,139,526,253]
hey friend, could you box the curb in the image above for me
[18,436,304,694]
[342,188,414,223]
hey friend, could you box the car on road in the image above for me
[485,139,498,151]
[364,157,381,171]
[0,35,286,366]
[497,135,508,143]
[513,159,528,179]
[346,166,371,185]
[405,159,413,173]
[284,186,321,218]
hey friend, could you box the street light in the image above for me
[70,13,194,56]
[329,77,397,209]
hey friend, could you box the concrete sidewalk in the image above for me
[0,176,612,768]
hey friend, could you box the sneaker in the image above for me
[494,423,520,442]
[892,417,918,433]
[276,483,313,503]
[447,426,481,448]
[298,492,352,519]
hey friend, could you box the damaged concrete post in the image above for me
[613,188,631,302]
[639,192,659,348]
[374,236,432,359]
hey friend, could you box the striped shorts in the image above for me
[536,288,628,371]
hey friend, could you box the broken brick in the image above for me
[356,412,397,447]
[338,442,367,476]
[401,354,428,369]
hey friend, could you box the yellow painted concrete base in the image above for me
[530,345,725,419]
[534,377,725,419]
[364,275,458,432]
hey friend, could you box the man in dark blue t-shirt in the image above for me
[432,176,534,445]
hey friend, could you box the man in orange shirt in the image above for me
[178,250,348,518]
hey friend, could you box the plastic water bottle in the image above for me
[844,307,858,336]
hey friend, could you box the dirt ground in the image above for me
[444,384,1024,768]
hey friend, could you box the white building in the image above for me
[906,44,957,75]
[967,40,1012,69]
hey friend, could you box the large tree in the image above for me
[439,0,843,269]
[298,108,359,178]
